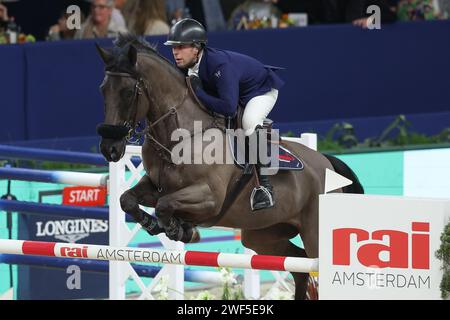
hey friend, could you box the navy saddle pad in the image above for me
[227,134,304,171]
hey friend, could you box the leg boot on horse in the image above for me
[119,175,165,236]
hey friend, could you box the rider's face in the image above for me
[172,44,199,69]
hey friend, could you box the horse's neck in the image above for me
[141,55,218,140]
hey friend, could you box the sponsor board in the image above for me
[35,219,108,243]
[319,194,450,300]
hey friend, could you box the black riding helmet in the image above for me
[164,18,207,47]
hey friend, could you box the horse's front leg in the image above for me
[155,183,216,243]
[120,175,165,236]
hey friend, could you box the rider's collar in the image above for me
[188,50,203,77]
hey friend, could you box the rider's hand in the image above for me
[189,75,203,91]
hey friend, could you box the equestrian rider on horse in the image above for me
[164,18,285,211]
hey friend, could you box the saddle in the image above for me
[227,106,304,173]
[185,76,303,173]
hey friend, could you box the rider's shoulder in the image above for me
[206,47,248,65]
[203,47,230,67]
[204,47,227,58]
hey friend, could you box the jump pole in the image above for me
[0,253,225,285]
[0,199,138,223]
[0,144,140,167]
[0,167,107,187]
[0,239,319,273]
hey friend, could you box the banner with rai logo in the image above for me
[319,193,450,300]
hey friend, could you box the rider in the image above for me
[164,18,284,211]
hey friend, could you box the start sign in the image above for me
[62,186,107,207]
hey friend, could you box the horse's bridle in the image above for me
[97,70,188,157]
[96,71,149,141]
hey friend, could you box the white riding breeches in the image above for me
[242,88,278,136]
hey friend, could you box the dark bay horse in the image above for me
[96,34,364,299]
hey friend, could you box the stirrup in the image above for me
[250,185,274,211]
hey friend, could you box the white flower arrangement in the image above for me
[193,290,216,300]
[263,287,294,300]
[153,275,169,300]
[219,267,238,286]
[218,267,244,300]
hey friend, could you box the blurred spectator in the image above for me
[397,0,441,20]
[202,0,227,31]
[0,3,8,31]
[274,0,323,24]
[220,0,246,22]
[120,0,136,23]
[185,0,205,27]
[228,0,282,30]
[47,11,84,41]
[0,3,8,20]
[321,0,397,27]
[166,0,187,25]
[439,0,450,18]
[126,0,170,36]
[185,0,226,31]
[114,0,127,10]
[111,0,127,30]
[75,0,127,39]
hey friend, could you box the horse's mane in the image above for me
[108,33,184,79]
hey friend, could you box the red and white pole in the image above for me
[0,239,318,273]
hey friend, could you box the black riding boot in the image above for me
[250,126,275,211]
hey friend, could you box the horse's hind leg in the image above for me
[241,226,310,300]
[119,175,165,235]
[155,183,216,243]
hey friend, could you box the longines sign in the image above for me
[36,219,108,243]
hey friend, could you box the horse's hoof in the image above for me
[181,227,201,243]
[189,228,201,243]
[166,227,183,242]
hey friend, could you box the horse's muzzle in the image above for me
[100,137,126,162]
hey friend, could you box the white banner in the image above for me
[319,194,450,300]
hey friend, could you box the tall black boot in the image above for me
[250,126,275,211]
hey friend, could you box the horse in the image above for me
[95,34,364,300]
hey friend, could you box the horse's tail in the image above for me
[322,154,364,194]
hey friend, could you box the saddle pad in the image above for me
[227,134,304,171]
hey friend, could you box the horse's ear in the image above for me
[128,45,138,66]
[95,43,111,64]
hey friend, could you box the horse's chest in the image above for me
[147,163,185,192]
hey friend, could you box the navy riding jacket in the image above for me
[190,47,285,117]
